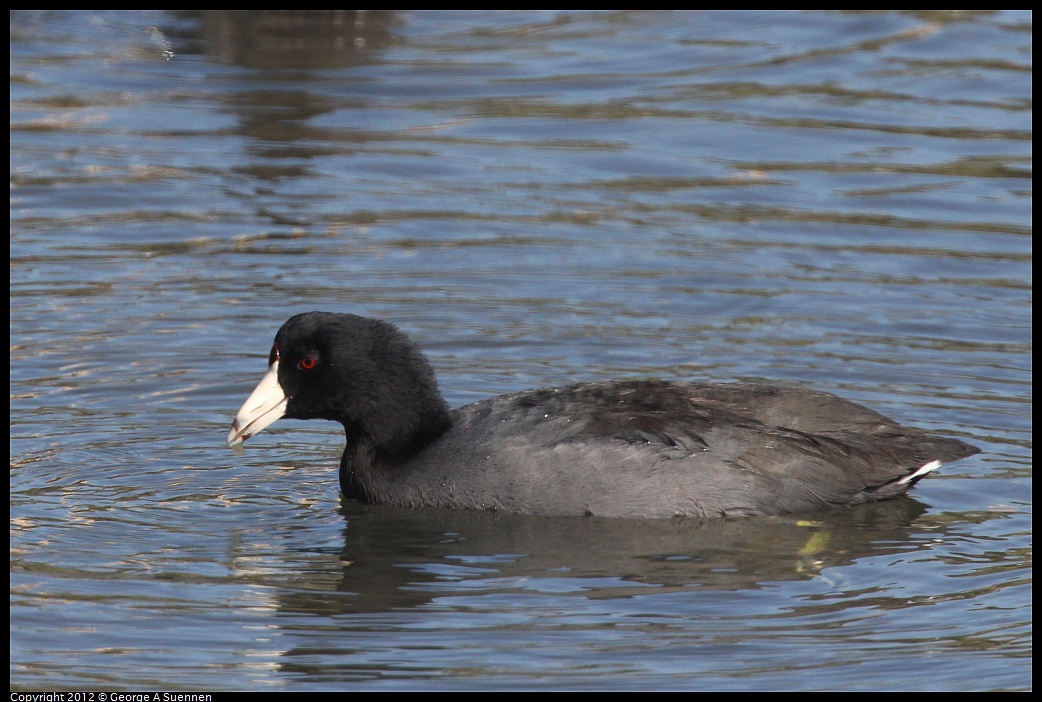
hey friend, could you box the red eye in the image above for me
[300,355,318,371]
[268,342,280,367]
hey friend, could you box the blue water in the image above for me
[10,10,1031,690]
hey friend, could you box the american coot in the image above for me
[227,312,979,520]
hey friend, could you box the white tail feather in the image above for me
[898,459,943,485]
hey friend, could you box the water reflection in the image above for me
[271,497,932,617]
[190,10,396,69]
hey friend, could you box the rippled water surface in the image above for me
[10,10,1031,691]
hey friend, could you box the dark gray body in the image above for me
[340,379,978,519]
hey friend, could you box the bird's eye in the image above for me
[268,343,280,367]
[300,355,319,371]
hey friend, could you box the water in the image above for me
[10,10,1031,690]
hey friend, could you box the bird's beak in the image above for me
[227,360,287,454]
